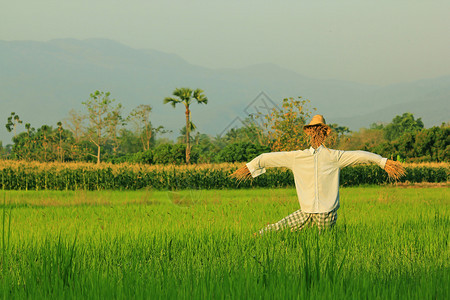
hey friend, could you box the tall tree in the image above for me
[163,88,208,164]
[258,97,314,152]
[384,113,424,141]
[24,123,34,160]
[56,122,65,162]
[36,125,52,162]
[82,90,122,164]
[127,104,167,152]
[15,123,35,161]
[5,112,23,139]
[128,104,153,151]
[106,105,124,156]
[65,109,86,161]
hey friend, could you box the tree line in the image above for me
[1,90,449,164]
[339,113,449,162]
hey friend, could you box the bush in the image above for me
[152,144,184,164]
[140,150,153,164]
[216,142,271,163]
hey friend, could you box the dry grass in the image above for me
[393,181,450,188]
[384,159,406,180]
[304,124,332,149]
[229,164,252,183]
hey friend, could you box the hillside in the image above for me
[0,38,449,144]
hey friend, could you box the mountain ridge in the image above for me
[0,38,448,144]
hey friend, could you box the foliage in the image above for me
[383,112,424,141]
[127,104,167,152]
[328,123,350,146]
[152,143,189,165]
[5,112,22,137]
[216,142,271,163]
[339,114,449,162]
[258,97,315,151]
[9,124,77,162]
[4,92,170,164]
[177,124,197,144]
[3,94,448,164]
[64,109,87,161]
[369,125,450,162]
[221,116,267,146]
[339,128,385,152]
[82,90,123,164]
[191,134,219,163]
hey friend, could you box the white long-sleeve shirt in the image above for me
[246,146,387,213]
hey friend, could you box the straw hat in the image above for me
[303,115,331,135]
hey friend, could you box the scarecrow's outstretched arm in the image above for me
[338,150,387,169]
[338,150,405,180]
[230,151,294,182]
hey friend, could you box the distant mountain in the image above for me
[334,93,450,129]
[0,38,449,144]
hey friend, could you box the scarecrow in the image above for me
[230,115,405,234]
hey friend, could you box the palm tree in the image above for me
[164,88,208,164]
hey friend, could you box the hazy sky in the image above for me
[1,0,449,85]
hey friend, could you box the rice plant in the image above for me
[0,186,448,299]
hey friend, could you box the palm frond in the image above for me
[173,87,193,102]
[163,97,181,108]
[193,88,208,104]
[189,121,196,131]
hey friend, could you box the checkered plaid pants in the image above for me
[259,208,338,234]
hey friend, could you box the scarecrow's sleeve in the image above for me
[337,150,387,169]
[246,151,295,178]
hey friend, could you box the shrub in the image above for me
[217,142,271,162]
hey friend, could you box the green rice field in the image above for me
[0,186,449,299]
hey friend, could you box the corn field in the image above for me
[0,160,447,191]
